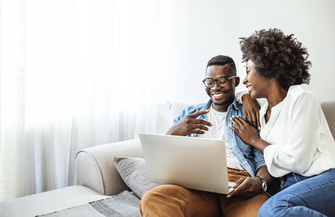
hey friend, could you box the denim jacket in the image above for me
[172,98,265,177]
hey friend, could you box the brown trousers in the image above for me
[140,168,269,217]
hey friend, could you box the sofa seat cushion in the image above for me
[0,185,110,217]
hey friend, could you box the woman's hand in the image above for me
[226,177,262,199]
[229,116,259,146]
[241,94,260,129]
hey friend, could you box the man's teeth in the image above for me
[213,93,223,97]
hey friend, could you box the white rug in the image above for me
[36,191,141,217]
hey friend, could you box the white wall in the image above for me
[157,0,335,103]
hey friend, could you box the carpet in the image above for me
[36,191,141,217]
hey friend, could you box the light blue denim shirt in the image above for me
[172,98,265,177]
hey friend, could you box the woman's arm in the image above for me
[235,91,262,129]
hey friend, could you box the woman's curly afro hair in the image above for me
[240,28,311,90]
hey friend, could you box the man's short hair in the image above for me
[206,55,237,76]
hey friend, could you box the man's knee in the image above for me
[140,185,169,210]
[140,185,220,217]
[140,185,185,217]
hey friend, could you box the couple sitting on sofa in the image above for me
[140,28,335,217]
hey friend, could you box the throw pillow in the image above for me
[167,101,201,124]
[114,156,160,198]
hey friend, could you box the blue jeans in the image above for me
[258,168,335,217]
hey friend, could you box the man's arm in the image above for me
[255,165,279,196]
[226,165,274,199]
[255,165,274,193]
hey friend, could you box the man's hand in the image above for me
[166,110,212,136]
[241,94,260,129]
[226,176,262,199]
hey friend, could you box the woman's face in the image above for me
[243,60,271,99]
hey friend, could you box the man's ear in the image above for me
[235,76,240,87]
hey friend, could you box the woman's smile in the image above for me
[246,84,252,93]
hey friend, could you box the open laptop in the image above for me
[139,133,235,194]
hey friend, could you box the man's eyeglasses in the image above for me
[202,76,237,88]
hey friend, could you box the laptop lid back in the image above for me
[139,133,230,194]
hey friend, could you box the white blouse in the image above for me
[261,84,335,178]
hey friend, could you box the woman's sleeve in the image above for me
[264,91,320,177]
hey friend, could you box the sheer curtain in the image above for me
[0,0,160,201]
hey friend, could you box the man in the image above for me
[140,55,274,217]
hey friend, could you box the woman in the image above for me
[230,28,335,216]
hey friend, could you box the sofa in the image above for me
[0,100,334,217]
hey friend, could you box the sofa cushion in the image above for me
[168,101,200,124]
[114,156,160,198]
[321,100,335,139]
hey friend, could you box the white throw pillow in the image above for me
[167,102,201,124]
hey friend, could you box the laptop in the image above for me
[139,133,235,194]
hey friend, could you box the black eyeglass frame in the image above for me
[202,76,238,88]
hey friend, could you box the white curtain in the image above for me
[0,0,160,201]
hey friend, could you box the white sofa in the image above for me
[0,138,144,217]
[0,100,334,217]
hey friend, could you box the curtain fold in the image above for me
[0,0,160,201]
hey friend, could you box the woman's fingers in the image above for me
[229,117,240,134]
[229,116,250,134]
[243,110,249,125]
[229,123,238,134]
[256,112,260,130]
[230,116,247,126]
[249,113,257,128]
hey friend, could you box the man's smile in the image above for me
[211,92,226,100]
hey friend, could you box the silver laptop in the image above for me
[139,133,235,194]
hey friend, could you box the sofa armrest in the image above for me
[75,138,143,196]
[321,100,335,140]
